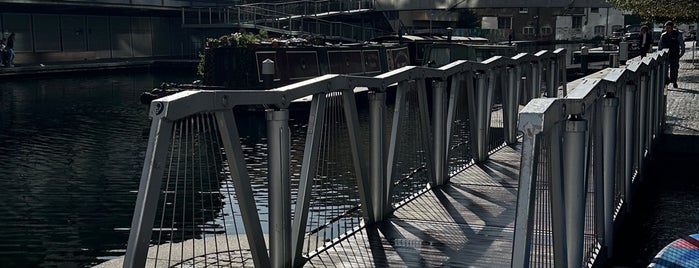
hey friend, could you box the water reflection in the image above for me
[0,71,196,267]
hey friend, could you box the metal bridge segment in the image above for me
[123,47,668,267]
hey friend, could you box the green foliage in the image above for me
[197,52,205,77]
[608,0,699,24]
[206,32,263,48]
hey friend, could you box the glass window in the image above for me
[594,25,605,35]
[498,17,512,29]
[591,8,599,13]
[572,16,583,29]
[519,8,528,14]
[541,26,552,35]
[523,26,535,35]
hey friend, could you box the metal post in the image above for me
[560,55,568,96]
[581,46,589,74]
[433,80,447,185]
[549,122,568,268]
[623,83,636,210]
[531,61,541,99]
[619,41,628,62]
[602,94,619,257]
[369,91,386,221]
[549,58,557,97]
[504,66,518,145]
[521,64,530,104]
[267,109,291,268]
[475,72,490,161]
[511,132,541,268]
[647,68,657,158]
[563,115,588,268]
[262,59,275,89]
[638,74,648,176]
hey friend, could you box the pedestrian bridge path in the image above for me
[103,45,689,267]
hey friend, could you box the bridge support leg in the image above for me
[624,83,637,211]
[531,61,541,99]
[504,66,519,145]
[560,55,568,96]
[563,115,588,268]
[548,58,557,97]
[433,80,448,185]
[473,72,489,162]
[638,74,649,179]
[124,118,173,268]
[267,109,291,268]
[369,91,387,220]
[648,68,657,159]
[602,94,619,257]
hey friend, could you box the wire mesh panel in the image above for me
[299,91,365,257]
[147,113,256,267]
[581,102,601,268]
[387,81,432,206]
[447,76,474,176]
[528,131,555,268]
[489,73,506,152]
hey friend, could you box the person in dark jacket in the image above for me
[640,25,652,57]
[658,21,684,88]
[6,33,15,67]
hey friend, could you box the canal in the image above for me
[0,71,200,267]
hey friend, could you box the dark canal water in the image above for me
[0,71,199,267]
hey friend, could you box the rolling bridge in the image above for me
[117,48,668,267]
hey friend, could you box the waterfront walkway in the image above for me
[13,43,699,267]
[306,43,699,267]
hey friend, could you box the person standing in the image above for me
[658,21,684,88]
[6,33,15,67]
[640,25,652,57]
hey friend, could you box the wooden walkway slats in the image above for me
[305,145,522,267]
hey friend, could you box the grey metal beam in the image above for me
[123,117,174,268]
[216,109,270,268]
[291,93,327,267]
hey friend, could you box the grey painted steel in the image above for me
[549,119,568,268]
[474,72,488,161]
[560,56,568,96]
[504,66,518,145]
[623,83,636,209]
[416,79,437,186]
[648,68,656,158]
[291,94,327,267]
[342,89,375,223]
[432,80,448,185]
[549,58,557,97]
[445,73,463,165]
[637,75,648,177]
[386,81,409,207]
[563,117,588,268]
[511,125,542,268]
[602,96,619,257]
[267,109,291,268]
[216,110,271,267]
[123,118,174,268]
[512,97,560,268]
[531,61,541,99]
[369,92,387,221]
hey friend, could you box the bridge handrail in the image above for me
[124,49,567,268]
[512,50,669,267]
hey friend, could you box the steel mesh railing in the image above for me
[123,49,567,267]
[513,50,669,268]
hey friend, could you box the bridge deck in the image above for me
[305,145,523,267]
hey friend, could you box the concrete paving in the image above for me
[665,41,699,136]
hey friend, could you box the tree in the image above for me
[607,0,699,24]
[457,9,480,28]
